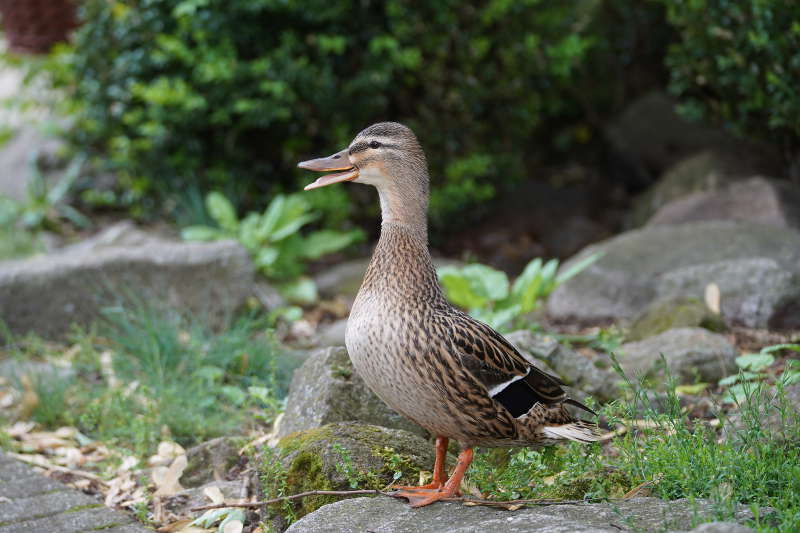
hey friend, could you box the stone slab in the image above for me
[0,453,149,533]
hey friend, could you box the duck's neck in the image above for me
[361,221,443,303]
[359,183,444,302]
[374,175,428,244]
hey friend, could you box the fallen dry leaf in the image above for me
[0,388,16,409]
[99,350,120,388]
[7,421,35,437]
[150,441,187,467]
[119,455,139,471]
[203,485,225,505]
[153,454,188,497]
[705,282,721,314]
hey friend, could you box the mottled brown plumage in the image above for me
[300,122,600,506]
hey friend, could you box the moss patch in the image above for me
[259,422,433,523]
[628,298,726,342]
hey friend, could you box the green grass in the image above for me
[467,356,799,532]
[2,304,298,457]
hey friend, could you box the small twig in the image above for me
[190,489,618,512]
[191,489,389,511]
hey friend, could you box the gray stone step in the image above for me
[0,453,150,533]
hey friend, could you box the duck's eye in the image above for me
[369,140,381,149]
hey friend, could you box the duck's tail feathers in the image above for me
[543,420,602,443]
[563,397,597,416]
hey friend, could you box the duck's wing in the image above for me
[439,307,594,418]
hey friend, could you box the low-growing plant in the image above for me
[182,191,363,303]
[718,343,800,404]
[0,153,90,233]
[605,354,800,531]
[0,153,90,259]
[437,253,601,330]
[3,304,296,456]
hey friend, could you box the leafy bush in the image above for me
[50,0,667,230]
[659,0,800,154]
[182,191,363,302]
[437,253,600,330]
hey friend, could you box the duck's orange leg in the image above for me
[391,436,449,491]
[393,447,474,507]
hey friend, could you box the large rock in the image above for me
[286,495,757,533]
[648,177,800,229]
[630,150,776,226]
[276,346,426,438]
[626,297,725,342]
[261,422,434,527]
[0,221,255,338]
[505,330,620,403]
[605,91,777,188]
[313,258,371,301]
[547,221,800,329]
[618,327,738,384]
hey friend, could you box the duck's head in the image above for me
[299,122,429,228]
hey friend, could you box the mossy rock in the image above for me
[259,422,434,525]
[627,298,726,342]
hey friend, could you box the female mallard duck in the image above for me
[299,122,600,507]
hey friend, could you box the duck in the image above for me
[299,122,600,507]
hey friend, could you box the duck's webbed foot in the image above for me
[390,436,448,491]
[393,446,473,508]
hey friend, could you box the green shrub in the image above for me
[437,253,600,330]
[52,0,667,231]
[182,191,364,303]
[659,0,800,154]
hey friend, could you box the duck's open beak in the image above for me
[299,149,359,191]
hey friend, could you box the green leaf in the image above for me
[220,385,247,406]
[760,343,800,354]
[735,353,775,372]
[277,277,318,304]
[205,191,239,232]
[191,508,231,528]
[722,383,750,404]
[779,370,800,386]
[256,194,286,241]
[268,305,303,325]
[299,229,363,260]
[270,213,317,242]
[719,371,761,386]
[438,264,509,309]
[181,225,227,241]
[476,304,521,331]
[268,194,318,241]
[58,204,92,229]
[510,257,563,313]
[46,155,84,205]
[254,247,279,269]
[218,509,247,533]
[238,213,263,250]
